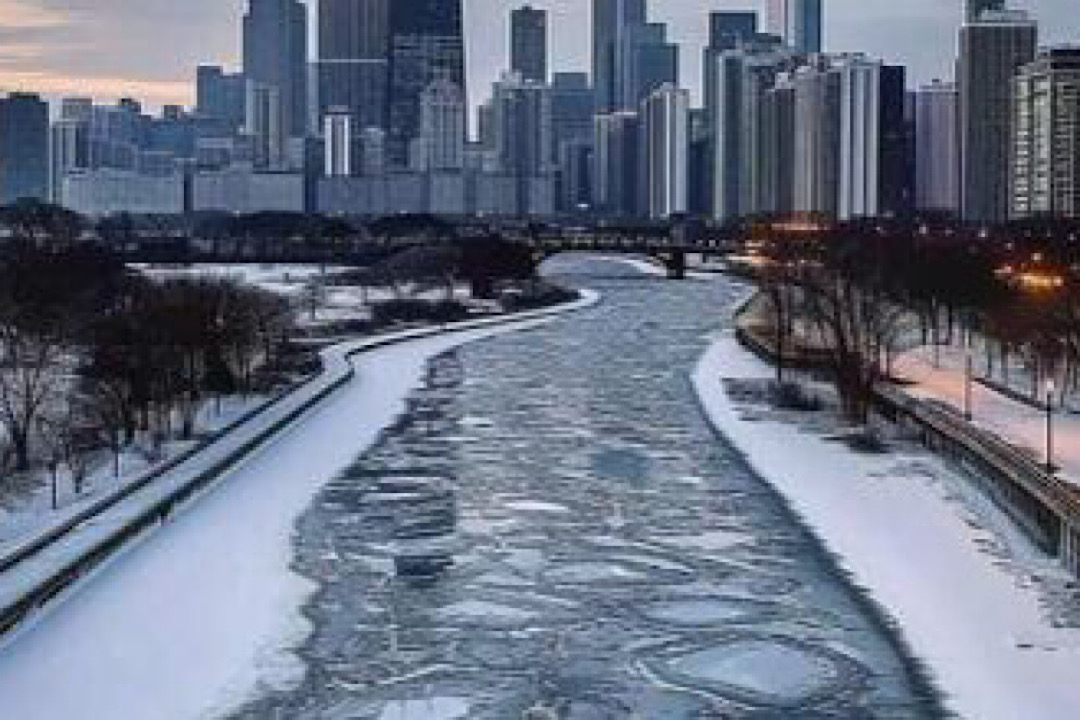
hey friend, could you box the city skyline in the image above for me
[2,0,1078,113]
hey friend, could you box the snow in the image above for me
[0,291,597,720]
[694,328,1080,720]
[377,696,470,720]
[896,345,1080,488]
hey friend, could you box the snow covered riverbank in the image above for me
[0,296,595,720]
[694,325,1080,720]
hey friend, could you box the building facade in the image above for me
[387,0,466,168]
[915,80,960,213]
[242,0,308,139]
[958,10,1037,224]
[642,84,689,219]
[1011,48,1080,218]
[316,0,390,135]
[511,5,548,84]
[0,93,50,204]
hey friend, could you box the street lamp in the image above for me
[964,342,974,421]
[1045,378,1056,474]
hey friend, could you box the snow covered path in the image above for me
[0,316,573,720]
[695,329,1080,720]
[896,347,1080,489]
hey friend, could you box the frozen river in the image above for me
[232,258,941,718]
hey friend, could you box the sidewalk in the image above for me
[895,346,1080,489]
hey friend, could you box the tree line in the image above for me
[751,215,1080,421]
[0,240,293,489]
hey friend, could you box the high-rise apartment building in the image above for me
[593,110,641,217]
[324,108,353,177]
[1011,47,1080,218]
[958,9,1037,224]
[0,93,50,204]
[387,0,466,168]
[642,84,689,219]
[915,80,960,213]
[242,0,308,139]
[511,6,548,84]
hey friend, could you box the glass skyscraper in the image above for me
[387,0,466,168]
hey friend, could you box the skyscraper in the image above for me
[958,9,1037,224]
[592,0,647,114]
[414,79,466,172]
[642,84,689,219]
[915,80,960,213]
[196,65,247,133]
[387,0,466,168]
[490,73,553,214]
[317,0,390,134]
[1011,48,1080,218]
[618,23,679,109]
[788,0,823,54]
[764,0,823,54]
[967,0,1006,22]
[593,110,641,217]
[242,0,308,139]
[511,6,548,84]
[0,93,50,204]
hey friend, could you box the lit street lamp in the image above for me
[1045,378,1056,474]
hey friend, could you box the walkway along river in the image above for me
[233,257,943,719]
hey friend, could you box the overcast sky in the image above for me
[0,0,1076,112]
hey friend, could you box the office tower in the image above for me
[413,79,466,172]
[551,73,595,156]
[242,0,308,139]
[324,109,353,177]
[968,0,1006,22]
[765,0,823,54]
[958,9,1036,224]
[197,66,247,133]
[709,11,759,52]
[593,0,647,113]
[50,119,90,204]
[246,84,285,169]
[789,0,823,54]
[915,80,960,213]
[617,22,679,110]
[60,97,93,123]
[642,84,689,218]
[317,0,390,135]
[0,93,50,204]
[511,5,548,84]
[1011,48,1080,218]
[593,110,641,217]
[490,73,552,214]
[387,0,466,168]
[550,73,595,211]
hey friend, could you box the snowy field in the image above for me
[695,326,1080,720]
[0,311,584,720]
